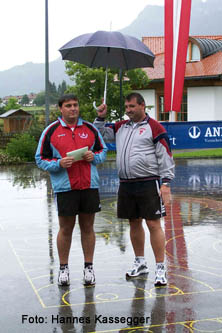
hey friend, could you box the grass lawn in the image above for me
[107,149,222,159]
[22,106,58,112]
[172,148,222,158]
[22,106,44,112]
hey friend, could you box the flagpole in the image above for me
[164,0,192,118]
[169,111,176,122]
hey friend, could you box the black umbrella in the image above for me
[59,30,155,113]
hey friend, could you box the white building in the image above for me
[140,35,222,122]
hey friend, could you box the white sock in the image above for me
[135,256,146,263]
[156,262,165,269]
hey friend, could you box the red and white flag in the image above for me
[164,0,192,113]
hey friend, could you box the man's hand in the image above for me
[60,156,75,168]
[160,184,172,205]
[97,103,107,119]
[83,150,94,163]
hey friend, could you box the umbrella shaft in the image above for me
[103,68,108,104]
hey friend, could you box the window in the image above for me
[158,96,170,121]
[158,94,187,121]
[187,42,200,62]
[177,94,187,121]
[191,44,200,61]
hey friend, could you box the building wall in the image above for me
[214,86,222,120]
[135,89,156,119]
[187,86,222,121]
[133,86,221,122]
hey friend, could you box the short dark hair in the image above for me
[58,94,79,107]
[125,92,145,105]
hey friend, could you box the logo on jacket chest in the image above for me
[78,132,88,139]
[139,128,146,135]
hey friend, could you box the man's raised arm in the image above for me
[93,103,115,143]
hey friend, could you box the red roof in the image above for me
[142,36,222,79]
[142,35,222,55]
[142,36,165,55]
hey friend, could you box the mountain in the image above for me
[1,0,221,97]
[0,58,72,97]
[120,5,164,38]
[120,0,222,38]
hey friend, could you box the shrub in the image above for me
[0,150,23,165]
[6,133,37,162]
[26,119,45,141]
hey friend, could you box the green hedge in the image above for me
[0,150,23,165]
[6,133,37,162]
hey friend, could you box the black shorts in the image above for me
[56,189,101,216]
[117,180,166,220]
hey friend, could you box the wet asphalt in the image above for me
[0,159,222,333]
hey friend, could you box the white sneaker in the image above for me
[83,266,95,285]
[58,266,70,286]
[155,263,167,286]
[126,258,149,277]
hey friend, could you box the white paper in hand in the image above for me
[66,146,88,161]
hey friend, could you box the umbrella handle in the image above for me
[93,101,99,110]
[93,67,108,110]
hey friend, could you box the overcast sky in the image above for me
[0,0,164,71]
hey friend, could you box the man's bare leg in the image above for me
[57,216,76,264]
[79,213,96,285]
[146,219,165,263]
[78,213,95,262]
[129,218,145,256]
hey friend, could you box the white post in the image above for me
[169,110,176,122]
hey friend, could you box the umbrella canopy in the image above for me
[59,30,155,70]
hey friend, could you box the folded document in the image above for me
[66,146,88,161]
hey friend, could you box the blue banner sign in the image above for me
[162,121,222,150]
[105,121,222,150]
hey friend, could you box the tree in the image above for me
[0,98,4,114]
[5,97,20,111]
[34,92,45,106]
[49,81,58,104]
[34,81,62,106]
[65,62,150,122]
[21,94,30,106]
[58,80,67,96]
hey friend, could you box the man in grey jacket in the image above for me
[94,92,175,285]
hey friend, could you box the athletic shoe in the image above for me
[126,258,149,278]
[154,263,167,286]
[83,266,95,285]
[58,267,70,286]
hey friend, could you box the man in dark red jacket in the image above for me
[36,94,107,286]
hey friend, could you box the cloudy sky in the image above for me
[0,0,164,71]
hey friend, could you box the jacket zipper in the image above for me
[122,122,145,179]
[122,126,134,178]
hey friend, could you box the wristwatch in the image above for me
[162,182,170,187]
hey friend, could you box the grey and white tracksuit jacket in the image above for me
[94,115,175,184]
